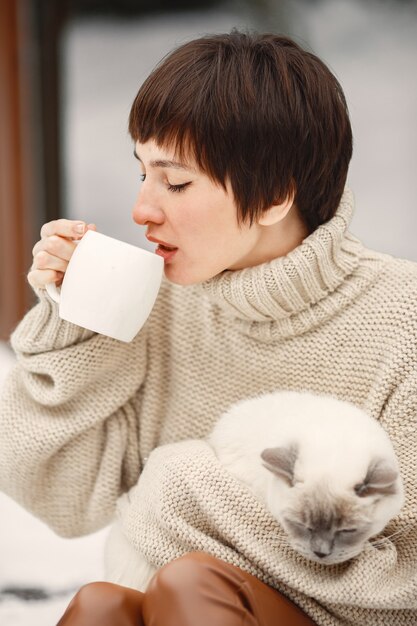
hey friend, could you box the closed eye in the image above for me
[339,528,357,534]
[167,182,191,193]
[284,519,309,532]
[138,173,190,193]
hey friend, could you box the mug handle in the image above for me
[45,281,61,303]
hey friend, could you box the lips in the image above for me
[155,246,178,262]
[147,233,178,263]
[158,243,177,251]
[146,234,177,250]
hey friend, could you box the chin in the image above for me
[304,548,362,565]
[163,263,224,286]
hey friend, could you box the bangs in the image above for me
[128,42,230,192]
[127,35,291,225]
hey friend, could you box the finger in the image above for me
[32,251,70,273]
[86,223,97,231]
[40,219,86,240]
[32,235,77,262]
[27,269,64,289]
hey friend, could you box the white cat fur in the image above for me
[104,391,404,590]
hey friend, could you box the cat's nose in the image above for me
[313,551,328,559]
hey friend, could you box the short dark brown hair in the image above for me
[129,30,352,232]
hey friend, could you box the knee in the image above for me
[59,582,138,624]
[73,582,127,610]
[146,552,220,598]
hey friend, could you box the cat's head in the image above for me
[260,445,404,565]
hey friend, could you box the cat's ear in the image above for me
[261,445,298,487]
[354,459,399,497]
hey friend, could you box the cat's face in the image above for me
[274,486,374,564]
[261,446,403,565]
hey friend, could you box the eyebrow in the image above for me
[133,148,196,172]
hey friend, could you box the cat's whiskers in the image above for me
[370,524,412,548]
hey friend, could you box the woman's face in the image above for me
[132,139,293,285]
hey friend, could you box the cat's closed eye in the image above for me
[283,518,309,534]
[338,528,357,534]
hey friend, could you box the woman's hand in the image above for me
[28,219,96,289]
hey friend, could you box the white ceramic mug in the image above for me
[46,230,164,342]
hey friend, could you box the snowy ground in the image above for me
[1,1,416,624]
[0,344,109,625]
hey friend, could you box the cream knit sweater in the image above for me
[1,190,416,625]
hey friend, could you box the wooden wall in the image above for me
[0,0,66,340]
[0,0,34,340]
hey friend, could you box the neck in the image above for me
[200,189,379,340]
[271,204,310,258]
[253,204,310,267]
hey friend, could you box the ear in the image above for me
[354,459,399,497]
[261,444,298,487]
[258,194,295,227]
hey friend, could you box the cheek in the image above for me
[181,222,243,265]
[177,194,242,247]
[175,211,218,248]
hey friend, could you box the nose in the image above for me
[132,187,165,226]
[311,536,333,559]
[313,551,328,559]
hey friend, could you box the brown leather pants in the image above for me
[57,552,316,626]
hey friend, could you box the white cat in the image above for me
[104,391,404,590]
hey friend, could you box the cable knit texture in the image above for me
[1,189,416,625]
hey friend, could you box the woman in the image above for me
[1,31,416,626]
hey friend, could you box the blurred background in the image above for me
[0,0,416,623]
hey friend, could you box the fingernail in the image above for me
[74,223,85,234]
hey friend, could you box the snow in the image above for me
[0,344,109,624]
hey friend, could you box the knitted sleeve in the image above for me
[0,290,147,537]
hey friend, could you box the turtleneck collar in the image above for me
[199,189,382,340]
